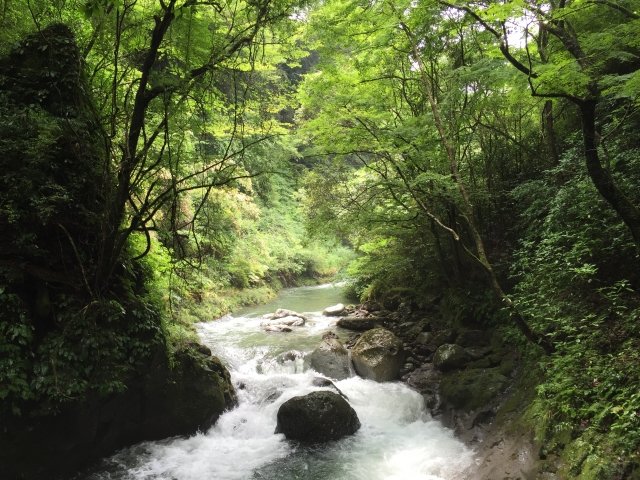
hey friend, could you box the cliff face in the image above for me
[0,344,237,480]
[0,23,106,280]
[0,25,236,479]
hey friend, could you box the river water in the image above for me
[82,283,473,480]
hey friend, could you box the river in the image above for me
[81,283,473,480]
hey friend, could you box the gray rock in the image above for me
[263,325,293,332]
[311,376,349,400]
[405,363,442,411]
[305,334,352,380]
[265,308,307,321]
[337,316,381,331]
[439,368,508,412]
[261,313,306,332]
[262,315,305,327]
[431,329,456,347]
[415,332,433,345]
[323,303,346,316]
[275,391,360,442]
[351,328,404,382]
[276,350,304,363]
[433,343,472,371]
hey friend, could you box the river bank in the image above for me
[358,297,550,480]
[77,284,475,479]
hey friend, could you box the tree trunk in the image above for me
[400,22,554,354]
[580,100,640,249]
[542,100,560,165]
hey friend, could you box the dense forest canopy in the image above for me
[1,0,640,478]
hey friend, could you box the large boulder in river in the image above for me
[261,309,306,331]
[433,343,472,371]
[264,309,307,322]
[275,391,360,442]
[305,332,352,380]
[144,344,237,436]
[351,328,404,382]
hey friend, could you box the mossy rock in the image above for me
[440,367,508,412]
[275,391,360,442]
[433,343,472,371]
[144,344,237,436]
[351,327,404,382]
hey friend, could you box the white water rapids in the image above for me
[82,284,474,480]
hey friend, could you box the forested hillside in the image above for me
[296,0,640,477]
[0,0,639,478]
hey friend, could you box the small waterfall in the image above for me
[81,285,473,480]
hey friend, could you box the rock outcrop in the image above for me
[305,331,352,380]
[433,343,473,371]
[337,316,381,331]
[0,343,236,480]
[275,391,360,442]
[351,328,404,381]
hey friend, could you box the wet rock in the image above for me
[277,308,307,319]
[433,343,472,372]
[405,363,443,411]
[263,309,307,321]
[439,368,508,412]
[456,329,490,348]
[262,315,305,327]
[397,320,427,341]
[323,303,346,316]
[187,341,212,356]
[276,350,305,363]
[466,346,493,360]
[275,391,360,442]
[305,332,352,380]
[362,300,384,312]
[263,325,293,333]
[351,328,404,382]
[414,329,456,352]
[151,345,238,433]
[312,377,349,400]
[337,316,381,331]
[1,342,237,480]
[400,362,416,376]
[345,333,361,349]
[415,332,434,345]
[431,329,457,347]
[261,310,306,332]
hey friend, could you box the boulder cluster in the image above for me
[270,298,515,446]
[268,303,408,443]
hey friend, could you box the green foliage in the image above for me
[163,169,355,323]
[1,2,640,478]
[0,270,164,416]
[0,290,33,409]
[511,138,640,476]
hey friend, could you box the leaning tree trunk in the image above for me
[580,99,640,249]
[400,21,554,354]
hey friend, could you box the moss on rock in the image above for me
[439,367,508,412]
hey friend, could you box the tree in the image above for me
[78,0,304,291]
[442,0,640,253]
[298,0,554,351]
[2,0,305,288]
